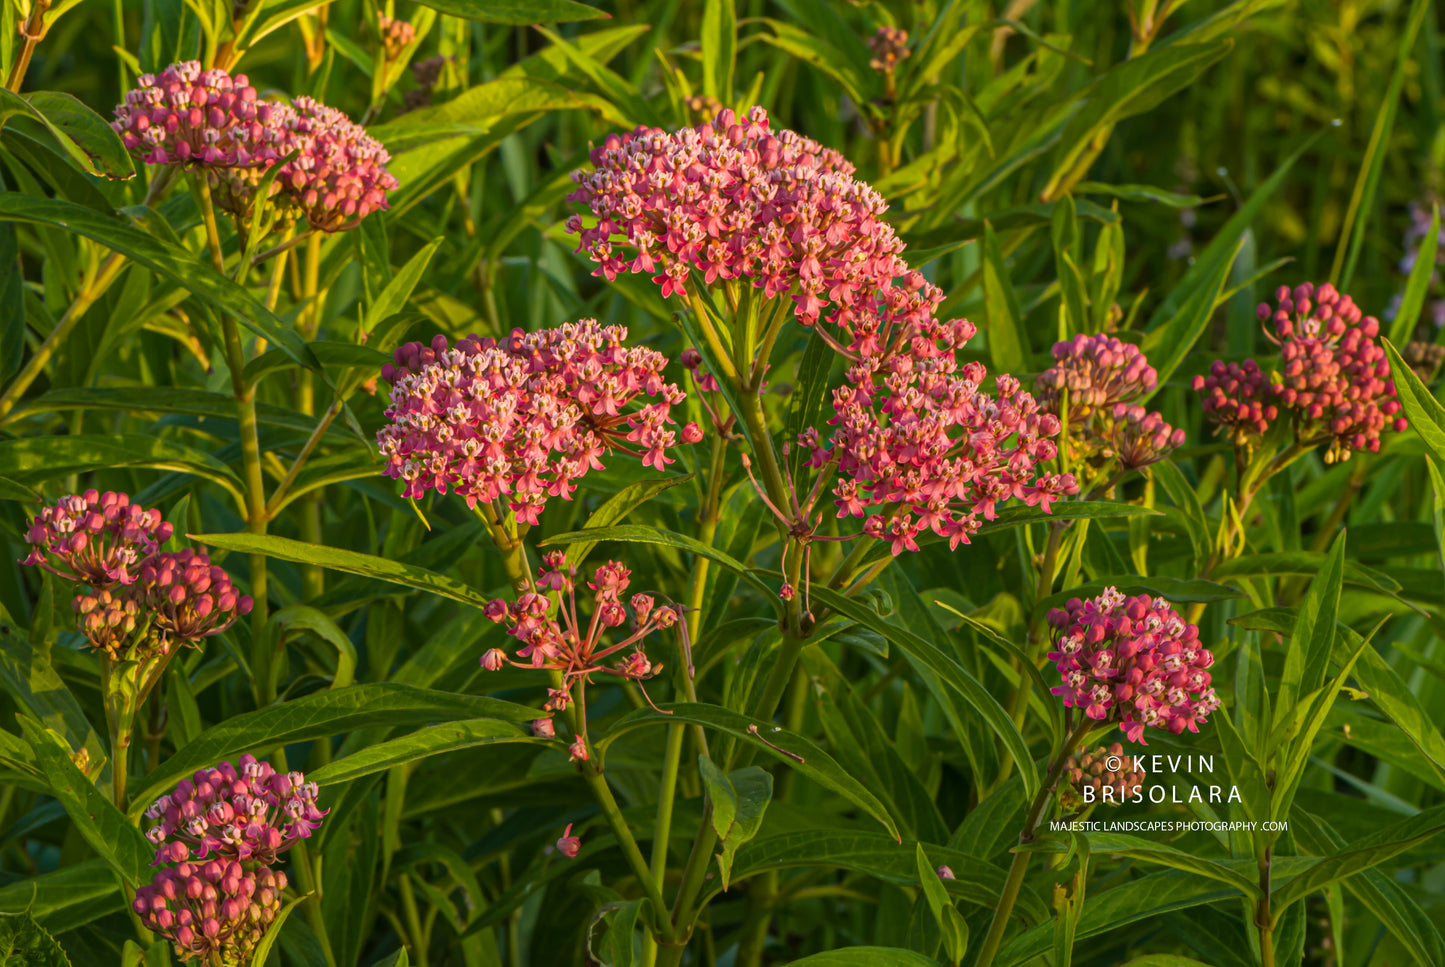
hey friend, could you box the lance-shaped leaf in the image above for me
[698,754,772,890]
[915,843,969,964]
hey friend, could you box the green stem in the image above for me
[475,503,533,595]
[973,720,1091,967]
[289,839,339,967]
[1256,846,1274,967]
[399,873,430,967]
[580,765,675,941]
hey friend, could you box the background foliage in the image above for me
[3,1,1445,966]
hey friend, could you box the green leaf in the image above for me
[1274,532,1345,728]
[409,0,605,23]
[249,891,308,967]
[14,386,348,436]
[1151,460,1211,570]
[0,434,246,511]
[1211,550,1397,594]
[128,683,536,816]
[0,912,73,967]
[362,239,442,333]
[700,0,736,103]
[1140,234,1241,393]
[1085,833,1260,898]
[0,195,319,372]
[932,603,1061,747]
[309,718,546,786]
[915,843,969,964]
[270,605,357,689]
[598,702,900,841]
[0,89,134,180]
[808,585,1039,801]
[982,220,1027,374]
[243,341,392,389]
[1043,40,1232,198]
[539,523,775,600]
[373,78,594,153]
[785,950,941,967]
[1271,803,1445,912]
[1073,182,1210,208]
[722,829,1045,922]
[1388,203,1440,348]
[698,755,772,890]
[0,860,123,931]
[1384,339,1445,466]
[756,19,873,110]
[19,717,153,888]
[604,899,642,967]
[190,532,495,610]
[553,476,692,569]
[1330,0,1431,290]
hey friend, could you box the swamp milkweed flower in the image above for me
[144,755,327,866]
[1047,588,1219,744]
[1194,282,1406,463]
[377,322,697,525]
[1060,742,1148,810]
[479,551,683,725]
[1036,334,1185,478]
[21,493,252,661]
[134,861,288,965]
[112,61,397,229]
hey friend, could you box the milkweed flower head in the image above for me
[21,489,172,588]
[1036,335,1184,479]
[145,755,326,867]
[377,14,416,61]
[479,551,682,718]
[111,61,396,230]
[567,106,943,356]
[1060,742,1147,811]
[801,316,1078,555]
[1047,588,1219,744]
[1194,282,1406,463]
[133,861,287,965]
[868,25,910,74]
[138,549,253,645]
[111,62,275,169]
[377,322,694,525]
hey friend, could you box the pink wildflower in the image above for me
[143,755,326,866]
[111,62,275,169]
[273,98,398,231]
[479,552,680,714]
[21,490,172,587]
[377,322,687,525]
[1195,282,1406,462]
[1046,589,1220,744]
[134,862,287,965]
[556,823,581,857]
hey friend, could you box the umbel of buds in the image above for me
[136,756,323,965]
[868,25,910,74]
[21,493,252,661]
[1047,588,1220,744]
[1194,282,1407,463]
[377,14,416,61]
[111,61,397,231]
[1060,743,1147,811]
[134,861,287,965]
[1036,334,1185,478]
[479,551,683,746]
[377,322,698,525]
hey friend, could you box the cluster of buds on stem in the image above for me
[479,551,684,753]
[136,755,325,964]
[21,492,251,661]
[1194,283,1406,463]
[1047,588,1220,744]
[1060,742,1147,811]
[867,26,910,74]
[377,322,699,525]
[376,14,415,62]
[1036,334,1185,483]
[111,61,397,230]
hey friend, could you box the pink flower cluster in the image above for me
[137,756,322,964]
[868,26,910,73]
[801,317,1078,555]
[22,489,172,587]
[21,493,252,661]
[112,61,397,230]
[567,106,943,355]
[1194,283,1407,462]
[480,552,682,743]
[1047,589,1220,744]
[134,860,287,965]
[377,322,697,525]
[1036,334,1184,476]
[377,14,415,60]
[144,755,326,866]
